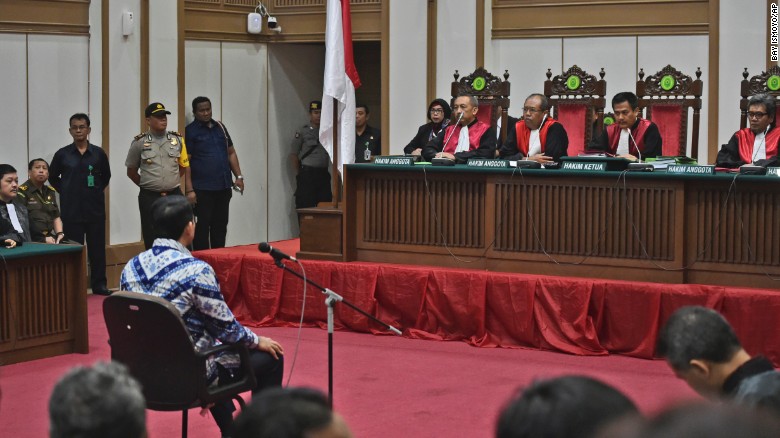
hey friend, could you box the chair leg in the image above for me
[181,409,188,438]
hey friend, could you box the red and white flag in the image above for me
[319,0,361,174]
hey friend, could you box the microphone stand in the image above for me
[270,256,402,407]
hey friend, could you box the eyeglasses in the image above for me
[522,107,542,114]
[70,125,89,131]
[748,112,768,119]
[430,108,444,114]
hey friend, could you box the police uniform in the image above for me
[125,103,190,249]
[293,101,332,209]
[17,180,61,242]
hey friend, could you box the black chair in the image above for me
[103,291,257,438]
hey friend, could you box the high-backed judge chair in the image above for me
[636,65,703,159]
[451,67,511,144]
[740,66,780,129]
[104,291,257,438]
[544,65,607,156]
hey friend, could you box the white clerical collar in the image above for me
[6,203,24,233]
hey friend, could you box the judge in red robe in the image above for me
[499,94,568,163]
[716,94,780,168]
[589,92,662,161]
[423,95,496,163]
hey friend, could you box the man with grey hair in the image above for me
[716,93,779,168]
[657,306,779,404]
[49,361,147,438]
[499,93,569,163]
[423,94,497,163]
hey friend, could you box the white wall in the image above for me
[638,35,709,159]
[28,35,90,164]
[267,44,326,240]
[0,32,89,174]
[107,0,143,245]
[89,1,103,153]
[388,0,428,155]
[437,0,476,100]
[0,34,28,171]
[221,42,269,246]
[149,0,180,129]
[184,40,222,126]
[491,38,562,112]
[719,0,767,148]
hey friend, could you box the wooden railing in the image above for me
[344,165,780,289]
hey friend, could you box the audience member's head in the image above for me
[49,361,146,438]
[0,164,19,203]
[657,306,746,398]
[495,375,639,438]
[613,402,780,438]
[151,195,194,242]
[428,98,451,124]
[233,387,352,438]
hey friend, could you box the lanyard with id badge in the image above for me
[87,165,95,187]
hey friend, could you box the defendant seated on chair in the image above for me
[120,195,284,436]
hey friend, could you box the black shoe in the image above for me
[92,287,113,296]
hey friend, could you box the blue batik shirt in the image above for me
[120,238,259,383]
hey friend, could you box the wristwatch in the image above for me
[236,175,244,180]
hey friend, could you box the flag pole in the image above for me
[331,97,340,208]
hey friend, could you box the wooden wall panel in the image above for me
[0,269,8,344]
[0,0,90,35]
[693,187,780,266]
[363,175,485,248]
[492,0,709,38]
[494,181,676,260]
[184,0,380,42]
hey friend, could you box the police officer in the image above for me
[125,102,191,249]
[18,158,64,244]
[293,100,332,209]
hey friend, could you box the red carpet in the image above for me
[0,295,697,437]
[198,239,780,367]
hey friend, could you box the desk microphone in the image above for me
[627,129,642,163]
[258,242,297,262]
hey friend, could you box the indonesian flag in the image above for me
[319,0,362,174]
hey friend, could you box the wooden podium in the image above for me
[296,206,343,261]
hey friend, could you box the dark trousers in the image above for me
[295,166,332,209]
[210,350,284,434]
[193,189,232,251]
[138,187,182,249]
[62,219,107,290]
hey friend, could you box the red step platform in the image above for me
[196,239,780,365]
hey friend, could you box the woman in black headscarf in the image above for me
[403,98,452,156]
